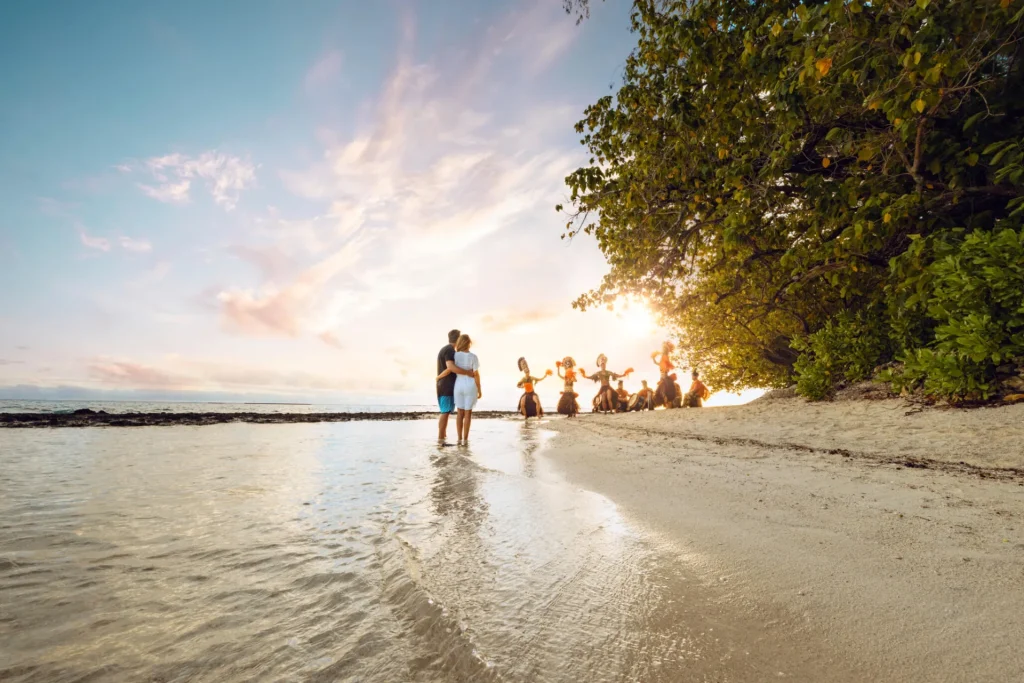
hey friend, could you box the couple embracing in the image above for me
[436,329,482,446]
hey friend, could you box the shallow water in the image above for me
[0,420,813,682]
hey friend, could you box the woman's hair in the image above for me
[455,334,472,352]
[517,357,529,373]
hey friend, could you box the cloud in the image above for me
[0,359,24,366]
[133,151,257,210]
[217,234,369,337]
[89,360,188,388]
[305,50,344,93]
[138,179,191,204]
[119,236,153,253]
[77,227,154,255]
[78,227,111,252]
[480,307,562,333]
[318,331,344,349]
[227,244,295,280]
[254,12,580,343]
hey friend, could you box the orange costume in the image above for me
[652,341,678,408]
[517,357,551,419]
[683,372,711,407]
[556,357,581,417]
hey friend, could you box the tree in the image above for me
[561,0,1024,398]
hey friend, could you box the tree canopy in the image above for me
[561,0,1024,400]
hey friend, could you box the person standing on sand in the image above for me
[555,357,580,417]
[436,329,475,444]
[435,334,482,446]
[580,354,633,414]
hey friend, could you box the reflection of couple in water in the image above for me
[436,329,482,447]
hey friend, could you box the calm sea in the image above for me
[0,418,810,681]
[0,399,435,415]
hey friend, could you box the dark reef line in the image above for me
[0,409,518,428]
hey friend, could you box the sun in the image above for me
[615,298,657,338]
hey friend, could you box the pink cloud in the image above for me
[90,360,189,388]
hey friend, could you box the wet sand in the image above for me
[0,410,515,428]
[544,398,1024,682]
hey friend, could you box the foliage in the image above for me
[884,225,1024,400]
[792,312,891,400]
[560,0,1024,397]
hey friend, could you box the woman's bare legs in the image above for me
[463,410,473,444]
[456,409,466,443]
[532,395,543,417]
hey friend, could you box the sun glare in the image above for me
[615,299,657,338]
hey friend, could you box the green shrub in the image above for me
[793,313,891,400]
[885,226,1024,401]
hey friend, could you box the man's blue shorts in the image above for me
[438,396,456,414]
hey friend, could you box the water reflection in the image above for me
[429,448,487,528]
[0,419,842,682]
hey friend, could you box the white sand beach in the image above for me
[544,397,1024,682]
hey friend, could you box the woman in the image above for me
[580,354,633,414]
[436,334,481,445]
[516,358,551,420]
[652,341,678,408]
[555,357,581,417]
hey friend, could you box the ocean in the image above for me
[0,416,772,681]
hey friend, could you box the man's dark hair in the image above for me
[448,329,461,343]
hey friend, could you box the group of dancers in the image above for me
[515,342,711,419]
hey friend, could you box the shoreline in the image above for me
[540,398,1024,682]
[0,410,518,428]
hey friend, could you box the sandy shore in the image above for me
[543,397,1024,682]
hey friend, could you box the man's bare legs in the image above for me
[438,412,451,442]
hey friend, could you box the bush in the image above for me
[885,226,1024,401]
[793,313,891,400]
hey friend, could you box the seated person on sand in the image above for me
[616,380,630,412]
[628,379,656,412]
[682,369,711,408]
[516,357,552,420]
[555,357,581,417]
[580,354,633,414]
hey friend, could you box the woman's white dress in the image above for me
[453,351,480,410]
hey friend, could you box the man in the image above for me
[616,380,630,411]
[437,329,474,443]
[634,379,655,411]
[683,369,711,408]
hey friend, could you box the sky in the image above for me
[0,0,760,408]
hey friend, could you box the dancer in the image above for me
[516,358,551,419]
[651,341,678,408]
[580,354,633,413]
[555,357,581,417]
